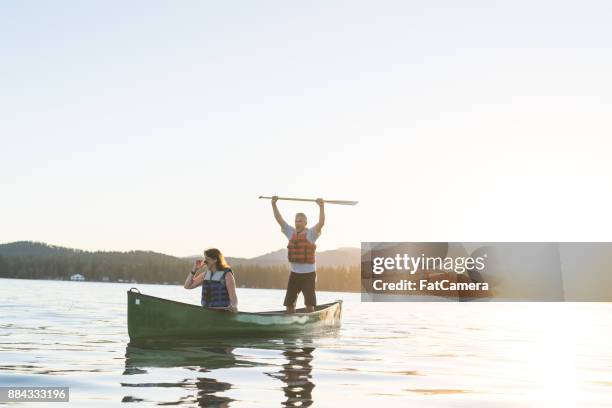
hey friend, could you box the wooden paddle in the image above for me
[259,196,358,206]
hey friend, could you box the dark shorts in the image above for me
[283,271,316,307]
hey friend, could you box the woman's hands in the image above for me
[185,260,206,289]
[192,259,206,273]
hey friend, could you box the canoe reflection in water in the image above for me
[123,340,243,407]
[122,337,319,407]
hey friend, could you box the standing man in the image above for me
[271,196,325,313]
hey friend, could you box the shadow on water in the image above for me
[265,342,315,407]
[122,336,323,407]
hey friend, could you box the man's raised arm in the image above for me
[271,196,286,228]
[314,198,325,234]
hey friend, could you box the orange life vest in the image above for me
[287,230,316,264]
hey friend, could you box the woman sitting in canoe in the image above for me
[184,248,238,313]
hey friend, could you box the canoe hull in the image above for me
[127,289,342,341]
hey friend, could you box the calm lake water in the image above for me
[1,278,611,407]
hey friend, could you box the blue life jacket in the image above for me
[201,268,233,308]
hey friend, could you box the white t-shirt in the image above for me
[282,222,320,273]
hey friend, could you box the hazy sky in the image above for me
[2,1,611,258]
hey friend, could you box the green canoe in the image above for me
[127,288,342,341]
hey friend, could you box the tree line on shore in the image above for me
[0,242,360,292]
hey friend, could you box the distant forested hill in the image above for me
[0,241,190,284]
[0,241,360,292]
[0,241,84,257]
